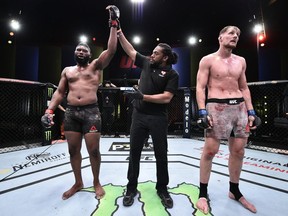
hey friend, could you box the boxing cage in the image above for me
[0,78,59,149]
[0,78,288,153]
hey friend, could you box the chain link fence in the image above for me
[1,79,287,154]
[246,80,288,153]
[0,79,59,152]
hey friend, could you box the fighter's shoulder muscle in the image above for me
[61,66,76,78]
[200,53,216,65]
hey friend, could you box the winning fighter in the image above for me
[41,5,119,200]
[195,26,261,214]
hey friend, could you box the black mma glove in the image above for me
[123,85,144,100]
[197,109,211,129]
[106,5,120,29]
[106,5,120,20]
[247,109,261,128]
[41,109,54,128]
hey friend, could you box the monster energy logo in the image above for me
[45,130,52,141]
[47,88,54,98]
[81,181,213,215]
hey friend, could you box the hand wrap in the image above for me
[109,19,121,29]
[41,109,54,128]
[248,109,261,127]
[197,109,210,129]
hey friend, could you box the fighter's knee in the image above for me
[231,149,245,158]
[89,148,101,158]
[203,151,217,159]
[68,147,81,156]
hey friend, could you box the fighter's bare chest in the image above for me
[211,60,242,79]
[67,70,99,82]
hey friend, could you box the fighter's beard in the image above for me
[74,55,90,66]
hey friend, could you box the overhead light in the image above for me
[131,0,145,3]
[133,36,141,44]
[10,19,20,31]
[253,24,263,34]
[79,35,88,43]
[188,36,197,45]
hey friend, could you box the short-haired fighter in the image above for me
[195,26,260,214]
[41,5,119,200]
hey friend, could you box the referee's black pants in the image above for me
[126,110,169,193]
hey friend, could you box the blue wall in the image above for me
[172,47,191,87]
[258,48,281,81]
[15,46,39,81]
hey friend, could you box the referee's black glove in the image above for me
[123,85,144,100]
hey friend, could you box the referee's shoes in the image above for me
[157,190,174,208]
[123,190,138,206]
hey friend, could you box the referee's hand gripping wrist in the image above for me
[123,85,144,100]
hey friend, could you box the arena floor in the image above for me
[0,137,287,216]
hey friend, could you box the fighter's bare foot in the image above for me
[196,197,209,214]
[95,184,105,200]
[229,192,257,213]
[62,183,84,200]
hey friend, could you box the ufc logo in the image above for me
[229,100,237,104]
[119,56,137,69]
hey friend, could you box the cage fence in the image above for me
[0,78,287,154]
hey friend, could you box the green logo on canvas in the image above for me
[81,181,212,216]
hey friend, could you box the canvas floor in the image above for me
[0,137,287,216]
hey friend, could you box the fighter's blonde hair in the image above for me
[219,26,241,36]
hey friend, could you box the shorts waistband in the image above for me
[66,103,98,110]
[206,98,244,105]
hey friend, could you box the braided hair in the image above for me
[158,43,178,65]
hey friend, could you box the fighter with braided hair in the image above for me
[117,18,179,208]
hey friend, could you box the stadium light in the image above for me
[133,36,141,44]
[10,19,20,31]
[79,35,88,43]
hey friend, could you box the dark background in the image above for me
[0,0,288,86]
[1,0,287,48]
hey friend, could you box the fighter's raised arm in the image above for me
[93,5,119,70]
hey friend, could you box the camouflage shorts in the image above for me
[205,98,250,139]
[64,103,101,134]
